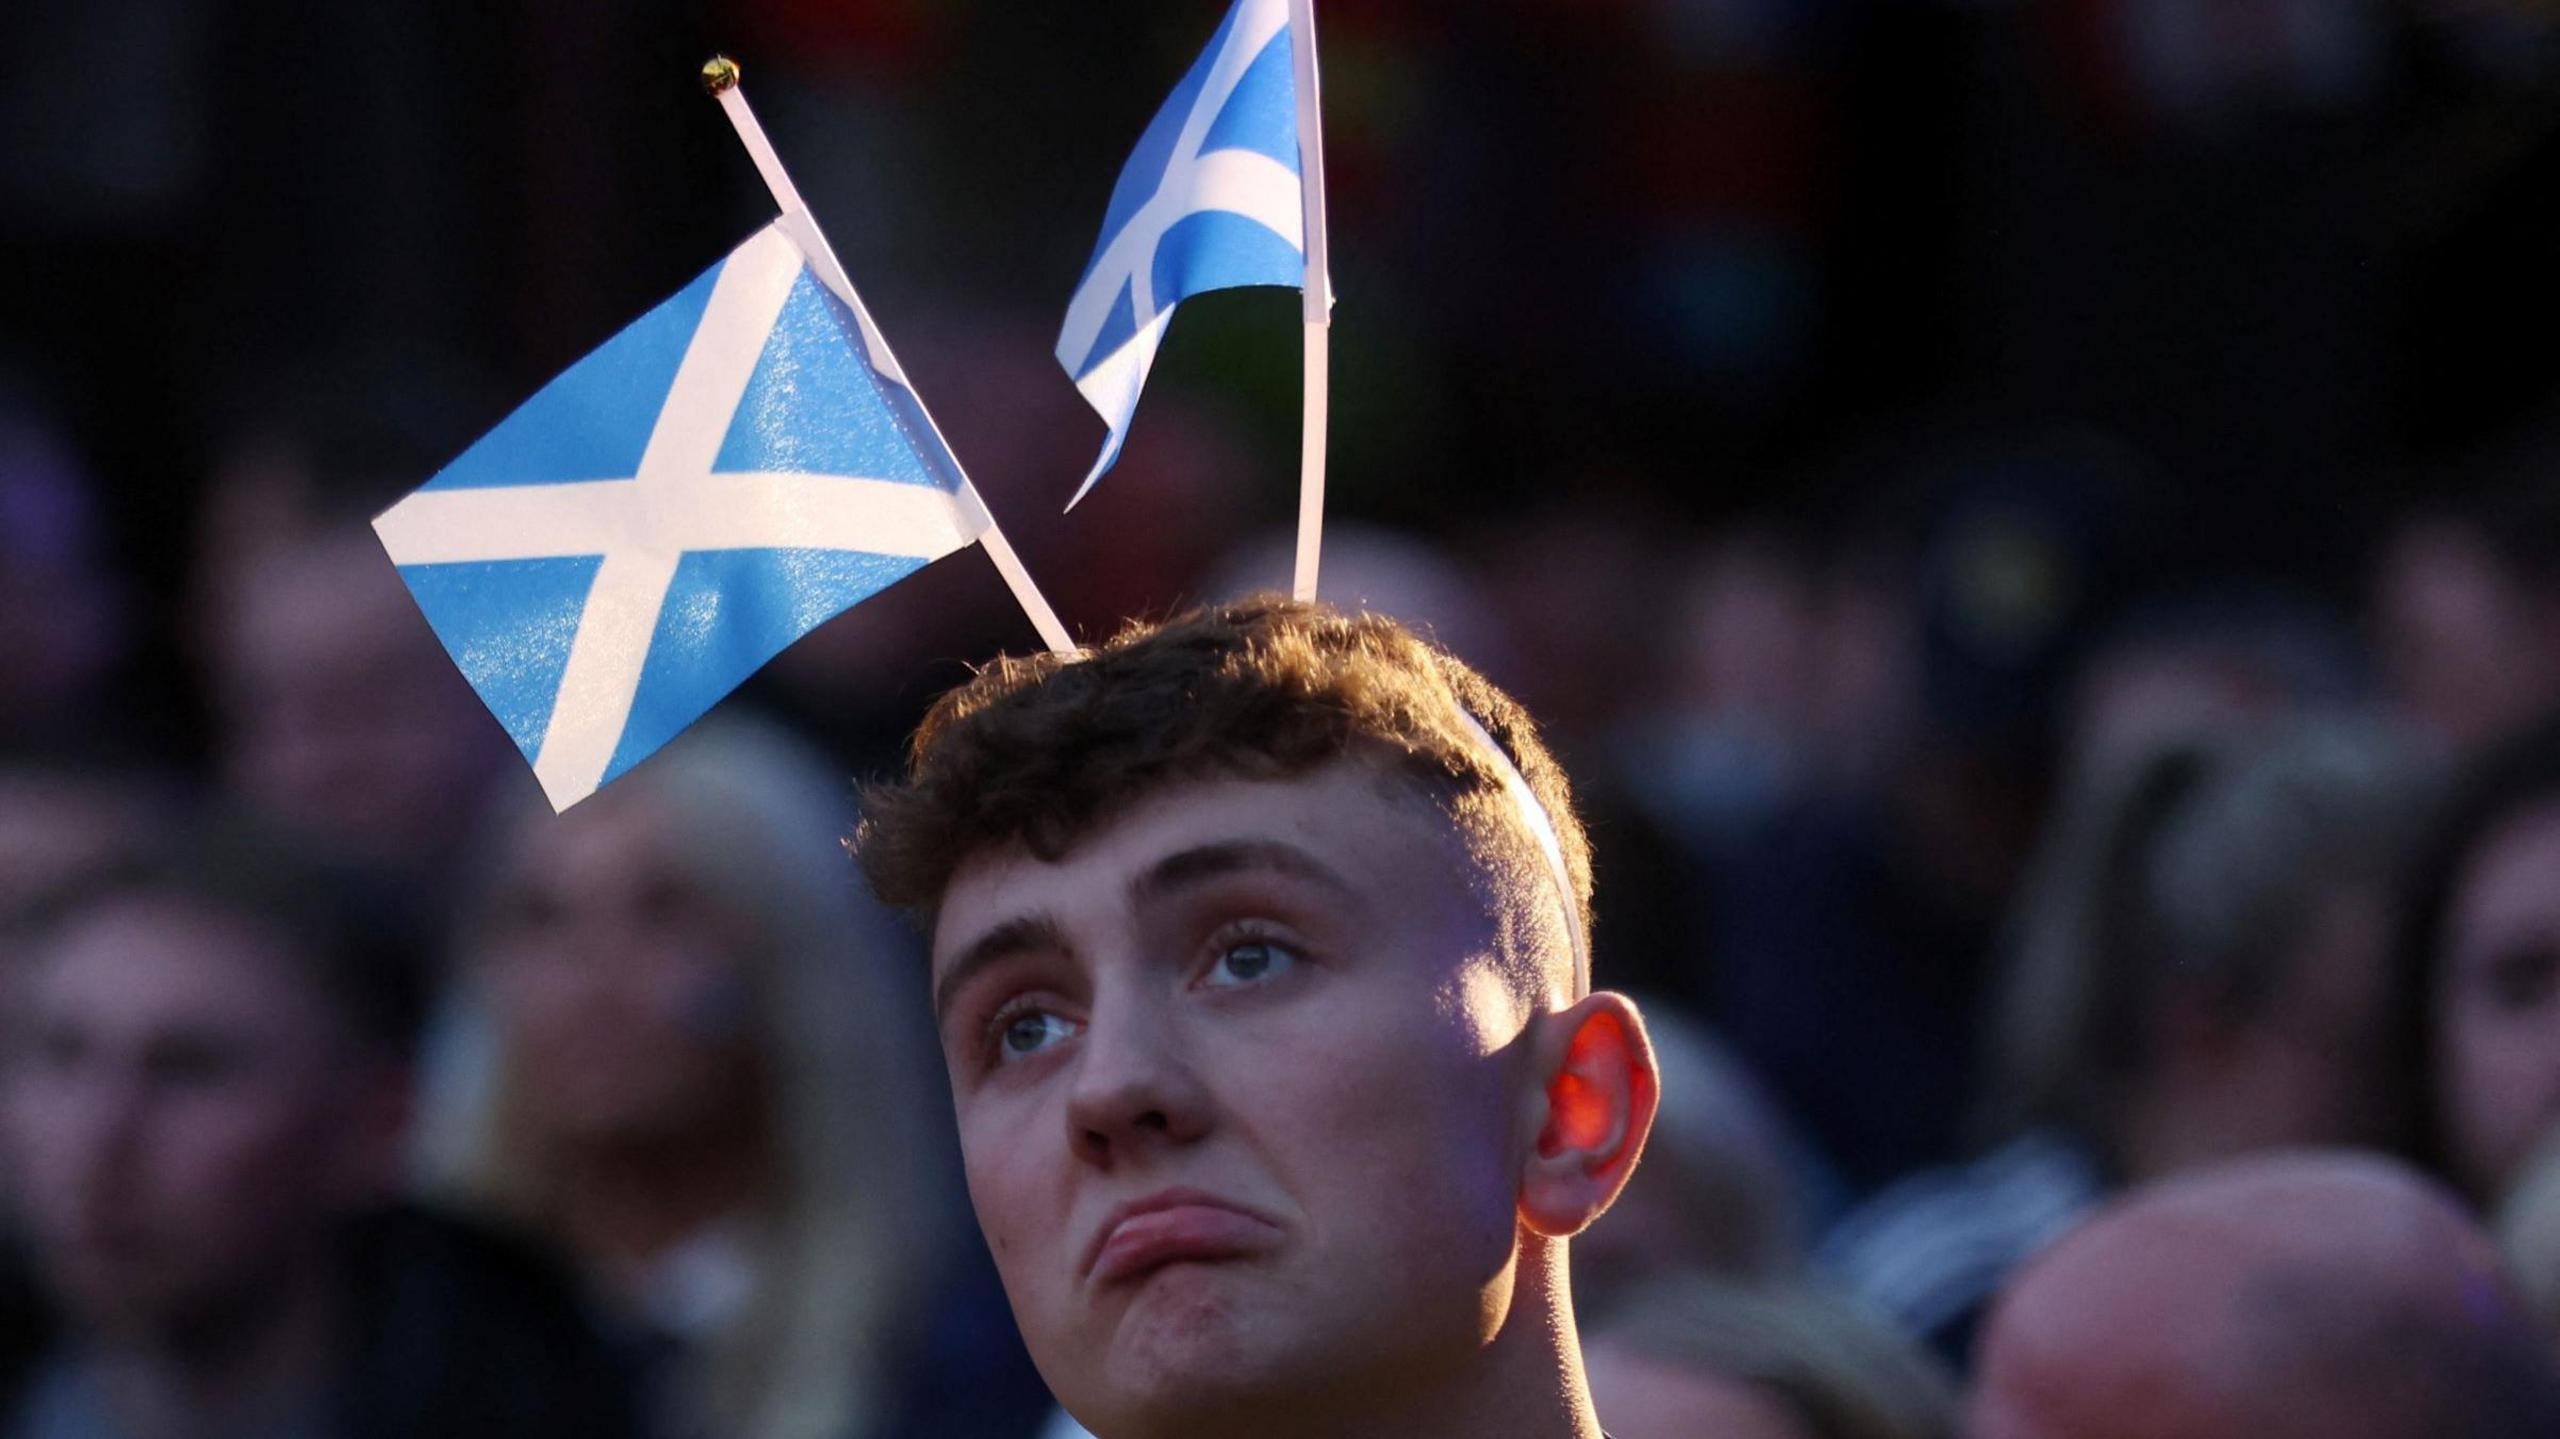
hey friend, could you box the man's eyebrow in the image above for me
[932,914,1070,1025]
[1130,839,1357,908]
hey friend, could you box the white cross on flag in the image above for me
[1056,0,1317,507]
[374,222,992,810]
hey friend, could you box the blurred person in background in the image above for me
[194,363,521,903]
[2054,591,2368,791]
[2496,1126,2560,1348]
[0,821,636,1439]
[427,718,1048,1439]
[0,764,171,1080]
[2387,707,2560,1210]
[200,517,513,900]
[1582,1278,1954,1439]
[1967,1151,2560,1439]
[1822,717,2429,1366]
[1608,520,1952,1181]
[0,765,164,944]
[2371,483,2560,760]
[0,379,130,757]
[1624,437,2171,1193]
[1622,529,1831,856]
[2371,511,2560,755]
[1470,490,1684,756]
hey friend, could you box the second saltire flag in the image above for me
[1056,0,1316,506]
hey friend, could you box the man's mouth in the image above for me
[1084,1188,1283,1285]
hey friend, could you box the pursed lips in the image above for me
[1082,1187,1284,1286]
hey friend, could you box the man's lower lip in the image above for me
[1091,1206,1279,1284]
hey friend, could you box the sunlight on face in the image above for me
[932,761,1538,1437]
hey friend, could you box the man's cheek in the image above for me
[1322,1091,1516,1272]
[1327,1042,1511,1186]
[961,1130,1048,1274]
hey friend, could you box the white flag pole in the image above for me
[1286,0,1333,602]
[701,57,1076,656]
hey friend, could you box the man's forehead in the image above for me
[930,761,1457,956]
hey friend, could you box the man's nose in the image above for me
[1063,987,1212,1168]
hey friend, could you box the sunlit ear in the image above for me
[1518,992,1657,1238]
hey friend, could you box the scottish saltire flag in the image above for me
[374,222,992,810]
[1057,0,1314,506]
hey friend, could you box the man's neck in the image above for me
[75,1259,341,1439]
[1199,1248,1607,1439]
[1348,1303,1605,1439]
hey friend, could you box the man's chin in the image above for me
[1081,1266,1323,1428]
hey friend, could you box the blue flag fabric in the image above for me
[1056,0,1308,506]
[374,221,990,810]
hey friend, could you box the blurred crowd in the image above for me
[10,0,2560,1436]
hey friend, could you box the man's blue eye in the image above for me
[1205,939,1296,988]
[998,1009,1078,1061]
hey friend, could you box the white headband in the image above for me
[1454,709,1589,996]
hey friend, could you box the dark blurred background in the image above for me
[13,0,2560,1178]
[11,0,2556,705]
[6,0,2559,731]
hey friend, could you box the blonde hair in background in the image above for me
[1984,716,2427,1144]
[427,715,956,1439]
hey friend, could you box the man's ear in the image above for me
[1518,992,1658,1239]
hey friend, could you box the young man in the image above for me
[859,596,1661,1439]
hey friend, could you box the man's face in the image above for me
[932,761,1542,1437]
[1,897,382,1334]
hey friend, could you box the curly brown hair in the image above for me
[855,595,1592,987]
